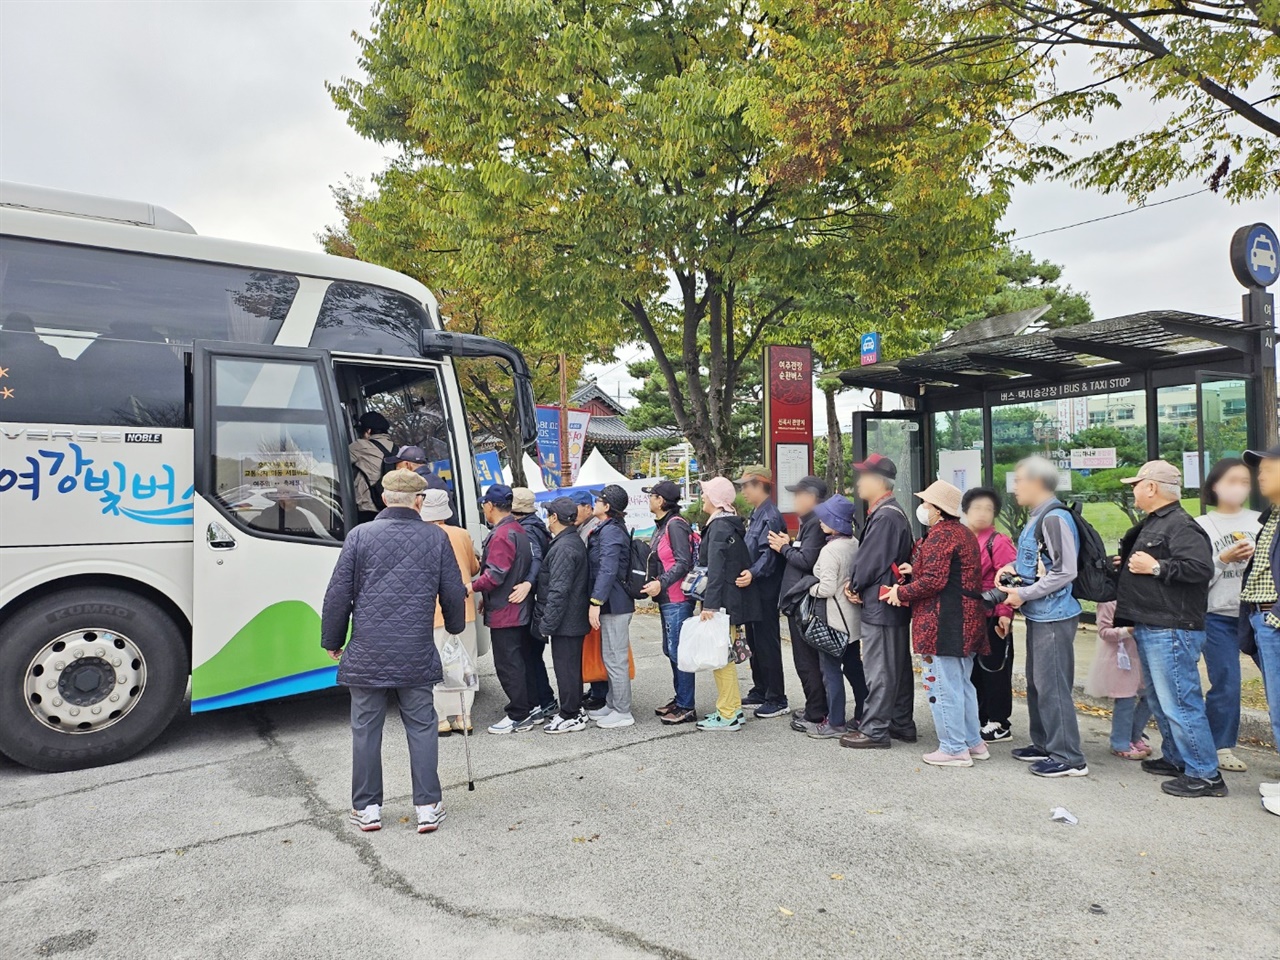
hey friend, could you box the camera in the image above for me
[998,571,1030,589]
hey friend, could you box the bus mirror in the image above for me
[419,330,538,452]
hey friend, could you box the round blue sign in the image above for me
[1231,222,1279,288]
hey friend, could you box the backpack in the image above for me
[353,438,395,509]
[623,528,652,600]
[1034,501,1117,603]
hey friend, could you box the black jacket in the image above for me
[588,516,635,615]
[320,507,467,687]
[850,496,913,627]
[534,526,590,638]
[648,511,694,604]
[518,512,551,587]
[779,511,825,610]
[1115,502,1213,630]
[700,514,761,625]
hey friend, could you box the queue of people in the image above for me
[321,440,1280,833]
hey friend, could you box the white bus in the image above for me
[0,183,536,771]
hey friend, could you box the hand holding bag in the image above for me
[581,625,636,682]
[676,612,731,672]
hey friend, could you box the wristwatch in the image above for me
[1150,561,1162,577]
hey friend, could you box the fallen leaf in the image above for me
[778,907,794,917]
[830,874,844,881]
[1138,851,1147,857]
[866,809,883,815]
[400,817,411,824]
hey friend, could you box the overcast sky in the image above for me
[2,0,1273,431]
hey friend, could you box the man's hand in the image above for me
[1004,589,1024,609]
[700,609,717,622]
[996,562,1016,580]
[1220,540,1254,564]
[508,582,532,604]
[1127,551,1158,576]
[995,616,1012,639]
[641,580,661,599]
[767,530,790,553]
[844,582,862,604]
[735,570,753,588]
[884,584,902,607]
[588,605,601,630]
[327,648,343,661]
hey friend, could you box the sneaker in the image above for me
[754,700,790,720]
[655,699,678,717]
[1030,758,1089,778]
[1141,756,1184,777]
[545,711,589,734]
[1216,748,1248,772]
[1161,773,1228,798]
[980,722,1011,742]
[697,711,744,731]
[1011,745,1050,763]
[791,716,822,735]
[923,750,973,768]
[806,721,847,740]
[968,744,991,762]
[1260,782,1280,799]
[1112,743,1149,761]
[660,707,697,726]
[487,715,535,735]
[581,695,607,711]
[1264,797,1280,817]
[596,711,635,729]
[587,706,614,720]
[415,803,445,833]
[349,804,381,832]
[741,691,766,707]
[437,718,453,736]
[528,701,559,725]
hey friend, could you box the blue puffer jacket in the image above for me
[321,507,468,687]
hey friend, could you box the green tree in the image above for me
[625,358,762,468]
[953,247,1093,330]
[935,2,1280,201]
[329,0,1024,475]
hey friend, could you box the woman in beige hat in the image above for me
[885,480,988,767]
[422,488,480,734]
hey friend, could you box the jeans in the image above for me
[921,654,982,755]
[1110,695,1152,752]
[1134,625,1218,780]
[1025,617,1085,767]
[1249,612,1280,751]
[600,613,633,716]
[815,642,868,728]
[660,600,697,709]
[348,685,440,809]
[1202,612,1242,749]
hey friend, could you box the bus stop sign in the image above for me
[1231,222,1279,289]
[860,332,881,366]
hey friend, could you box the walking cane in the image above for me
[459,690,475,791]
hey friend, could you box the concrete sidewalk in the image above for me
[2,610,1278,960]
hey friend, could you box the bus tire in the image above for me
[0,587,187,772]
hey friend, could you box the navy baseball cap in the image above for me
[480,483,514,507]
[1243,443,1280,468]
[568,490,595,507]
[385,444,429,466]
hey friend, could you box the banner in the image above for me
[535,405,562,489]
[762,345,814,519]
[473,451,504,491]
[565,408,591,484]
[533,477,662,537]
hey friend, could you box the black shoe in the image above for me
[655,698,678,717]
[660,707,697,726]
[1141,757,1184,778]
[889,729,918,744]
[980,722,1011,742]
[1161,773,1228,798]
[582,696,607,711]
[1011,745,1050,763]
[741,691,767,707]
[754,700,789,719]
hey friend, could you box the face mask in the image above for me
[915,503,933,526]
[1214,484,1250,508]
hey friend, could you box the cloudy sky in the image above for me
[2,1,1273,430]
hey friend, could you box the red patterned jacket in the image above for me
[896,517,988,657]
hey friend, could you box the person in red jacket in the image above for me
[886,480,987,768]
[961,486,1018,743]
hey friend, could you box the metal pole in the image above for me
[559,353,571,488]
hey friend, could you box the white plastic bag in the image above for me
[677,612,730,672]
[438,634,479,691]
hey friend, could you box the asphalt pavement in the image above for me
[2,612,1278,960]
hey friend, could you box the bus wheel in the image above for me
[0,587,187,772]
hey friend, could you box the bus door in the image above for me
[189,341,355,712]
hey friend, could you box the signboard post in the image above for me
[1230,222,1278,446]
[762,345,814,525]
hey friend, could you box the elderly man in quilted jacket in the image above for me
[321,469,467,835]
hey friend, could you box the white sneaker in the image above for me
[1259,782,1280,799]
[1264,797,1280,818]
[349,804,381,832]
[415,803,445,833]
[487,715,535,735]
[587,706,614,720]
[596,711,635,729]
[545,712,588,734]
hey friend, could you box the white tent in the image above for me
[575,447,629,486]
[520,453,548,493]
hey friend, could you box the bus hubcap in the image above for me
[25,630,147,733]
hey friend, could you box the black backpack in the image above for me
[1034,501,1117,603]
[623,528,652,600]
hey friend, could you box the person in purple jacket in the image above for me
[471,484,536,735]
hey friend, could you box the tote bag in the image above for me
[581,625,636,683]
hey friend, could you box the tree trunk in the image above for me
[824,383,842,494]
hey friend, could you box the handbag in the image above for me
[681,566,709,603]
[801,594,852,658]
[581,624,636,683]
[727,624,752,664]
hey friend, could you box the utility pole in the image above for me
[1230,223,1278,447]
[558,353,571,488]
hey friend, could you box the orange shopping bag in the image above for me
[581,625,635,682]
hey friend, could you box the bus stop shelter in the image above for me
[839,307,1275,546]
